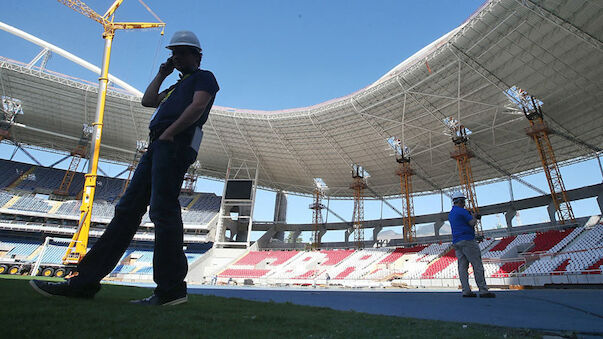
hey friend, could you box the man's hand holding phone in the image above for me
[159,57,175,77]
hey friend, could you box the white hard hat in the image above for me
[451,191,466,200]
[166,31,202,51]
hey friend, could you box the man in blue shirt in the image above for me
[449,191,495,298]
[31,31,219,306]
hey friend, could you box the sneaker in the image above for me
[479,292,496,298]
[130,294,188,306]
[462,292,477,298]
[29,279,99,299]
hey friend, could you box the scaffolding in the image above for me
[522,96,575,224]
[350,164,367,249]
[395,154,415,243]
[54,124,92,196]
[182,160,201,194]
[120,140,147,197]
[449,125,482,234]
[309,188,325,250]
[0,96,23,142]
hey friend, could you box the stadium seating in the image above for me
[524,228,577,254]
[378,245,427,264]
[422,248,457,279]
[403,242,452,279]
[0,235,211,279]
[483,233,536,260]
[213,226,597,283]
[8,195,53,213]
[181,193,221,225]
[94,177,126,202]
[421,239,494,279]
[0,238,41,259]
[54,200,80,216]
[0,159,221,225]
[492,261,524,277]
[334,267,355,279]
[321,249,355,265]
[181,210,219,224]
[219,250,301,279]
[546,226,584,254]
[235,250,299,266]
[179,195,194,208]
[39,244,69,264]
[0,159,31,189]
[326,249,390,280]
[523,224,603,275]
[0,190,14,208]
[219,268,271,278]
[109,245,212,276]
[189,193,221,211]
[16,166,84,196]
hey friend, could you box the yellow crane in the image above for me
[58,0,165,265]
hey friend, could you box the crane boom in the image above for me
[57,0,109,26]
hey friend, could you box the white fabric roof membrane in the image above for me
[0,0,601,198]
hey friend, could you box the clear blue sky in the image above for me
[0,1,601,242]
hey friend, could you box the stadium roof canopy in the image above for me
[0,0,601,198]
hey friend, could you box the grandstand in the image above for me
[0,159,221,225]
[0,157,221,274]
[0,0,601,294]
[213,218,602,288]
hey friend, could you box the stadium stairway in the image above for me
[2,195,22,209]
[186,194,201,210]
[6,166,36,189]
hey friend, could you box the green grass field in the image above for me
[0,275,541,338]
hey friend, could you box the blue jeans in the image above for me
[71,138,197,298]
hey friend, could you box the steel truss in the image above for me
[309,188,325,249]
[396,157,416,242]
[521,97,575,224]
[350,166,367,249]
[450,128,482,234]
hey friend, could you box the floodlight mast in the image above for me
[59,0,165,265]
[393,139,415,243]
[310,179,328,250]
[446,117,482,235]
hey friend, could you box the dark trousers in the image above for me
[71,139,197,298]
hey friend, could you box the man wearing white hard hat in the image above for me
[448,191,495,298]
[31,31,219,306]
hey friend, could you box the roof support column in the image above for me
[272,190,287,242]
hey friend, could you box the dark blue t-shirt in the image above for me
[448,205,475,244]
[149,69,219,134]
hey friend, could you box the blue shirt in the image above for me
[149,69,219,134]
[448,205,475,244]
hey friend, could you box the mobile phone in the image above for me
[166,56,174,68]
